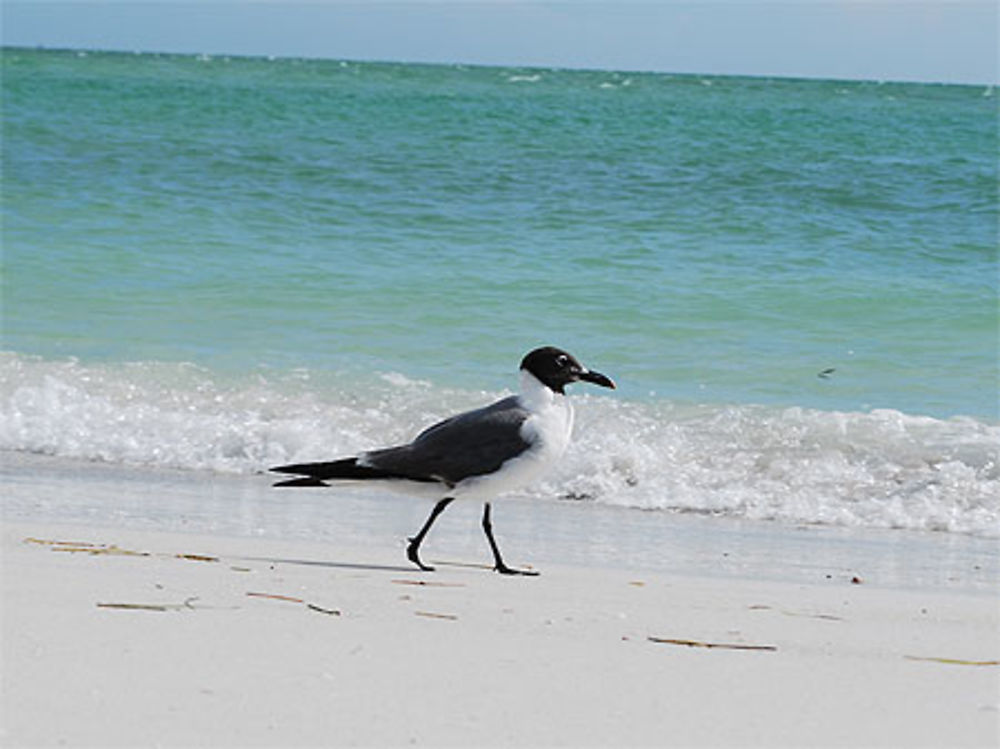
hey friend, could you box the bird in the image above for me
[270,346,616,575]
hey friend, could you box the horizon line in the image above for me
[4,44,996,89]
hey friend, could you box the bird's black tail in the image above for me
[270,457,410,487]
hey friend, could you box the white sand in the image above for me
[2,518,997,748]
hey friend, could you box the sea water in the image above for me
[2,49,998,539]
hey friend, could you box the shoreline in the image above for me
[3,451,998,594]
[3,518,998,747]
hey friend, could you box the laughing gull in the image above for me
[271,346,615,575]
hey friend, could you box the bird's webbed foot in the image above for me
[493,562,540,576]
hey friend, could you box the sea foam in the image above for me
[2,352,997,537]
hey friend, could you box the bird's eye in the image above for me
[556,355,569,367]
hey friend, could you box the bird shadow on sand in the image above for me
[237,556,497,575]
[238,556,419,573]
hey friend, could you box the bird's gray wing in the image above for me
[361,395,532,486]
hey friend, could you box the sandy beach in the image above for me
[2,513,997,748]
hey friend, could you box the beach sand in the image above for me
[2,515,997,748]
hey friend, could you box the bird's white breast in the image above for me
[454,371,574,500]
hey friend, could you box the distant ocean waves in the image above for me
[6,50,996,420]
[2,352,996,537]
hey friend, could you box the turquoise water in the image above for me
[2,49,998,536]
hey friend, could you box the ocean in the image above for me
[2,48,998,540]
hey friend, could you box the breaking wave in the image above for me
[2,352,997,537]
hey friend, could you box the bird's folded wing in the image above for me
[362,395,533,485]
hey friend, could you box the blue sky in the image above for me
[2,1,997,84]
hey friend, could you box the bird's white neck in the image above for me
[518,369,563,412]
[516,369,574,463]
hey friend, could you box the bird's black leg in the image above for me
[407,497,455,572]
[482,502,539,576]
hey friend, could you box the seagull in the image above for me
[270,346,616,575]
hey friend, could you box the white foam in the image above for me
[544,399,999,536]
[2,352,997,537]
[0,353,460,474]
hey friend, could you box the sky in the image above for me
[2,1,997,85]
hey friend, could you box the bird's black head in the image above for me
[519,346,616,395]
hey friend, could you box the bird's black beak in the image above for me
[578,368,616,389]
